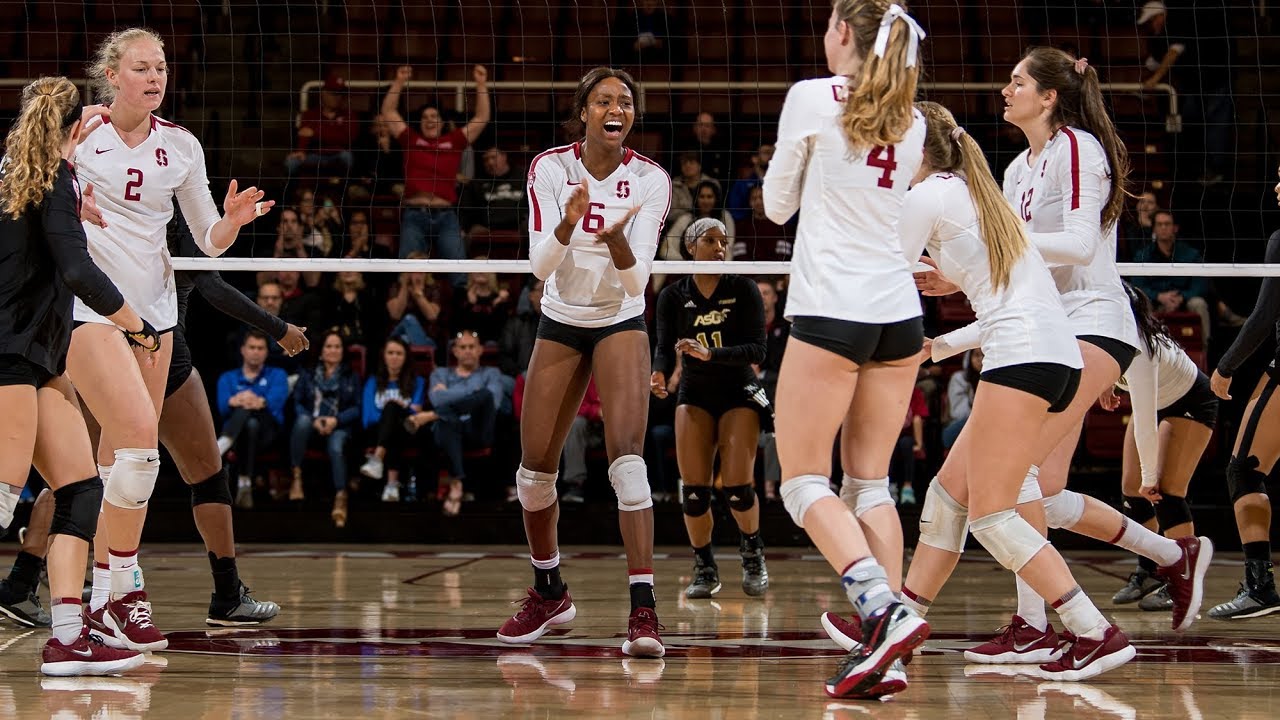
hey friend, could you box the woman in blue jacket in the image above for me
[289,331,362,526]
[359,337,432,502]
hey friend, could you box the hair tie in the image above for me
[949,126,966,142]
[61,102,84,130]
[873,3,927,68]
[1074,57,1089,75]
[684,217,727,247]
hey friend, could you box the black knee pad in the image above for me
[682,484,712,517]
[725,484,757,513]
[1121,495,1156,525]
[50,477,103,543]
[1155,495,1193,532]
[191,468,233,507]
[1227,455,1269,503]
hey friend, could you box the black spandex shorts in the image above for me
[790,316,923,365]
[981,362,1082,413]
[1078,334,1138,376]
[0,354,55,389]
[1157,371,1219,429]
[536,314,647,357]
[678,376,775,433]
[165,328,193,399]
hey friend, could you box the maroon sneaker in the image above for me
[84,607,127,650]
[622,606,665,658]
[104,591,168,653]
[963,615,1063,664]
[821,612,862,651]
[41,627,145,676]
[1158,536,1214,631]
[497,588,576,644]
[1038,624,1135,681]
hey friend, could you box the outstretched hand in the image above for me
[224,179,273,226]
[913,255,961,297]
[594,206,640,248]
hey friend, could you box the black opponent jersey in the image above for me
[1218,229,1280,377]
[653,274,766,387]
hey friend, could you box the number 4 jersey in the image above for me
[73,115,227,330]
[763,76,926,325]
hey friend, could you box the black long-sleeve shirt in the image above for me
[0,160,125,375]
[653,274,766,387]
[1217,229,1280,378]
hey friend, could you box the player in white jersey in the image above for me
[1104,283,1218,611]
[496,68,671,658]
[63,28,273,653]
[762,1,928,700]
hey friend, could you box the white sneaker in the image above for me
[217,436,233,456]
[359,456,384,480]
[381,482,400,502]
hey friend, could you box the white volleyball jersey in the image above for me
[902,173,1081,372]
[526,143,670,328]
[1116,336,1201,486]
[1003,127,1138,347]
[72,115,226,329]
[763,77,926,324]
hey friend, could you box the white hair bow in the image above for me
[873,3,927,68]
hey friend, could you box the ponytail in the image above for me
[0,77,80,219]
[834,1,924,151]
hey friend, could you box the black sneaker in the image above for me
[206,583,281,626]
[740,536,769,597]
[1138,584,1174,611]
[0,578,51,628]
[1208,560,1280,620]
[684,556,721,599]
[1112,568,1163,605]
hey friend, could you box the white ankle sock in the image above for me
[1112,518,1181,567]
[108,550,143,597]
[1052,586,1109,641]
[900,587,931,617]
[51,599,83,644]
[1016,575,1048,631]
[89,564,111,613]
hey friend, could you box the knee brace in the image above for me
[781,474,835,528]
[516,465,558,512]
[51,477,104,542]
[608,455,652,512]
[1017,466,1043,505]
[970,509,1049,572]
[918,482,969,553]
[839,475,894,519]
[725,484,756,513]
[1227,455,1269,503]
[102,448,160,509]
[1042,490,1085,529]
[682,483,712,517]
[190,468,233,507]
[1121,494,1156,525]
[1155,495,1193,532]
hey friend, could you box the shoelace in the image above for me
[629,610,666,634]
[990,623,1018,644]
[126,600,156,629]
[742,555,764,575]
[513,590,553,622]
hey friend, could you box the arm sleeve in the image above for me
[193,271,289,340]
[763,83,817,224]
[527,160,570,280]
[173,138,228,258]
[931,322,982,363]
[265,370,290,424]
[616,170,671,297]
[216,372,234,417]
[652,284,678,375]
[44,168,126,318]
[337,375,362,427]
[708,278,767,366]
[946,373,973,422]
[896,184,942,264]
[1027,140,1107,265]
[1218,231,1280,377]
[1125,348,1161,488]
[361,377,377,428]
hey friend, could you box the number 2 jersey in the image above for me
[526,142,671,328]
[653,274,767,390]
[762,76,926,325]
[72,115,228,330]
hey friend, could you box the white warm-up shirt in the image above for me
[73,116,226,329]
[1116,336,1201,487]
[526,143,671,328]
[763,77,926,324]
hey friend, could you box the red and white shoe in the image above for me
[104,592,168,653]
[496,588,576,644]
[85,607,128,650]
[821,612,862,651]
[1159,536,1214,631]
[964,615,1064,664]
[1037,624,1136,681]
[40,627,146,677]
[622,606,665,658]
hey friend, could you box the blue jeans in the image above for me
[390,315,437,348]
[400,207,465,287]
[433,390,497,479]
[942,416,968,449]
[290,414,351,491]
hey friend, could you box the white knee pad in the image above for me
[969,509,1049,572]
[781,474,836,528]
[0,483,20,530]
[608,455,652,511]
[97,464,113,482]
[102,448,159,509]
[839,475,894,519]
[918,482,969,553]
[516,465,558,512]
[1042,490,1085,529]
[1017,465,1043,505]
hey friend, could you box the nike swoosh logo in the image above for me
[70,647,95,657]
[94,148,112,154]
[1013,638,1042,652]
[566,181,582,186]
[1072,640,1106,668]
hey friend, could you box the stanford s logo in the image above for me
[156,148,169,167]
[616,180,630,199]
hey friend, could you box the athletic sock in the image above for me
[51,598,84,645]
[108,549,143,598]
[7,550,43,596]
[531,553,565,600]
[841,556,894,621]
[901,586,932,617]
[1016,575,1048,632]
[1110,517,1181,567]
[1051,586,1109,641]
[89,563,111,613]
[209,552,241,600]
[629,568,656,611]
[1243,541,1272,564]
[693,543,716,566]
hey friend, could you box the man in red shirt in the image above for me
[381,64,490,287]
[285,73,357,190]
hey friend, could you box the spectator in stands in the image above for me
[943,348,983,449]
[381,65,490,286]
[670,152,720,220]
[1121,189,1159,259]
[359,337,430,502]
[1130,210,1216,340]
[326,271,380,348]
[453,266,510,342]
[351,112,405,201]
[661,181,735,260]
[675,111,731,182]
[612,0,681,65]
[731,185,793,262]
[277,270,325,343]
[386,255,449,348]
[498,279,543,377]
[252,280,301,373]
[429,330,504,515]
[725,143,774,221]
[889,385,928,506]
[216,330,290,507]
[260,209,322,289]
[513,373,602,504]
[284,73,357,193]
[297,189,342,258]
[756,277,787,501]
[458,146,527,238]
[289,331,362,525]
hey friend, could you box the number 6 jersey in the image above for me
[72,116,228,330]
[762,77,926,324]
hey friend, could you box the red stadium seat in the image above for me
[1160,311,1204,353]
[1084,404,1129,461]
